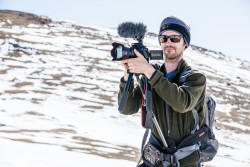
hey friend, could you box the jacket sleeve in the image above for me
[149,70,206,113]
[118,77,143,115]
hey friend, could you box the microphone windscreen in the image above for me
[118,22,147,39]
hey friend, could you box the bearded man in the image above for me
[118,16,206,167]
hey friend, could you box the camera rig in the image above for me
[110,22,168,148]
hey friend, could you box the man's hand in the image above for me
[121,49,156,79]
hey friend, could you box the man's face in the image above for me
[160,30,186,62]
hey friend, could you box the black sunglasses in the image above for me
[158,35,183,43]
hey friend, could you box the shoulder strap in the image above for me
[136,128,150,167]
[191,109,199,134]
[178,67,197,86]
[179,67,200,133]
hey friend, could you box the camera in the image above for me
[110,22,163,61]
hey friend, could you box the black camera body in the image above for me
[111,41,163,61]
[110,22,163,62]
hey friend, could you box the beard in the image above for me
[163,45,183,63]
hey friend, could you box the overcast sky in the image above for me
[1,0,250,61]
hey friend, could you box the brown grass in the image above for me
[31,98,44,104]
[5,90,28,94]
[0,69,7,74]
[51,73,71,80]
[0,128,76,134]
[7,65,27,69]
[81,105,103,110]
[32,90,52,94]
[73,87,86,92]
[25,111,44,116]
[70,136,140,162]
[13,81,33,88]
[0,10,51,27]
[8,51,22,57]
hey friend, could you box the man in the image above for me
[118,16,206,167]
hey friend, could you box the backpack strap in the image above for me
[136,128,150,167]
[191,109,199,134]
[178,66,197,86]
[179,67,199,133]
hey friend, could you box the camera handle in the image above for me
[118,72,133,112]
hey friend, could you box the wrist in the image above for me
[144,65,156,79]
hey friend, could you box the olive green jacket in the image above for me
[118,59,206,145]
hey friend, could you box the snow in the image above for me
[1,15,250,167]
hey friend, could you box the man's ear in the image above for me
[183,40,187,49]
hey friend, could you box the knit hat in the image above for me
[159,16,191,48]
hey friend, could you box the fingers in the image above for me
[134,49,144,58]
[121,61,129,70]
[120,49,147,74]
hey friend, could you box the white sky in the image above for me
[1,0,250,61]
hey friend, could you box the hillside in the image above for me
[0,10,250,167]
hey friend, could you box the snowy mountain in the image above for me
[0,10,249,167]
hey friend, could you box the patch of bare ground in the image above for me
[97,78,120,84]
[25,111,44,116]
[41,87,56,90]
[5,138,50,145]
[13,81,33,88]
[0,128,76,148]
[215,121,250,134]
[73,87,86,92]
[96,66,121,72]
[2,57,17,61]
[61,80,84,86]
[97,41,113,46]
[67,96,84,101]
[32,90,52,94]
[7,65,27,69]
[81,105,103,110]
[86,58,99,72]
[11,97,26,100]
[8,49,34,57]
[0,130,140,162]
[70,136,140,162]
[43,81,60,86]
[82,32,109,41]
[31,98,44,104]
[30,68,45,75]
[5,90,28,94]
[0,128,76,134]
[0,69,8,74]
[51,73,71,80]
[67,96,112,107]
[0,10,52,27]
[94,93,114,106]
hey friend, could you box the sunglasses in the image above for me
[158,35,183,43]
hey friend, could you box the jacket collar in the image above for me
[160,59,189,75]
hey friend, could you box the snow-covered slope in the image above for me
[0,10,249,167]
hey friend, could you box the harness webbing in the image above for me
[137,66,201,167]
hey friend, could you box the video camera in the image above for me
[110,22,163,61]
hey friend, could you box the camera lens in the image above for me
[116,45,123,60]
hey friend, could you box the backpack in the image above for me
[178,67,219,163]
